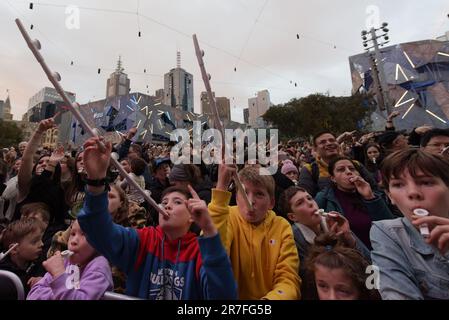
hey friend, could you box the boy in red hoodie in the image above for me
[77,137,237,300]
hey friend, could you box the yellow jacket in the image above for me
[208,189,301,300]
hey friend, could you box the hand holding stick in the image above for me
[193,34,253,211]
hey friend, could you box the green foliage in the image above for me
[263,93,373,139]
[0,120,23,148]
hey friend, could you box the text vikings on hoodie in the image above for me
[208,188,301,300]
[77,190,237,300]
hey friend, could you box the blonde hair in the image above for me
[238,166,275,199]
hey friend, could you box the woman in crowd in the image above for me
[315,156,394,248]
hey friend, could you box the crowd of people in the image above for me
[1,109,449,300]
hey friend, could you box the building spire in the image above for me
[177,51,181,68]
[116,55,124,73]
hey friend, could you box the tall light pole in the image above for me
[362,23,391,115]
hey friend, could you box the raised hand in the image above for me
[216,164,237,191]
[42,251,66,278]
[186,184,217,238]
[37,117,56,134]
[415,125,433,135]
[412,215,449,254]
[49,145,65,164]
[327,212,356,247]
[349,175,375,200]
[82,137,112,180]
[337,131,357,144]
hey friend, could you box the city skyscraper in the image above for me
[164,51,194,113]
[1,91,13,120]
[248,90,271,127]
[106,56,131,99]
[200,91,231,122]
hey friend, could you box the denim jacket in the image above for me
[370,217,449,300]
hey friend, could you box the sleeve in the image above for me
[198,234,238,300]
[407,128,421,147]
[262,222,301,300]
[363,193,395,221]
[118,139,132,160]
[26,273,54,300]
[207,189,234,251]
[292,226,308,280]
[77,190,140,273]
[50,259,113,300]
[298,165,317,197]
[370,222,424,300]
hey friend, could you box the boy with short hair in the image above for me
[20,202,50,229]
[77,137,237,300]
[208,165,300,300]
[0,218,45,295]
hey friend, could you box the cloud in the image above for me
[1,0,447,122]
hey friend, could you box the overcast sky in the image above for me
[1,0,448,122]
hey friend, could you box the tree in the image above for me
[0,120,23,148]
[263,93,373,139]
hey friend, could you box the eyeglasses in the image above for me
[427,143,449,149]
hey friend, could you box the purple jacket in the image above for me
[27,255,113,300]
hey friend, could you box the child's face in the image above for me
[68,221,96,266]
[120,160,131,173]
[387,168,449,220]
[159,192,191,233]
[237,181,274,225]
[314,264,359,300]
[17,230,44,262]
[108,187,122,215]
[366,146,380,161]
[287,190,321,228]
[286,171,299,182]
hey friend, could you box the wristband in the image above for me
[83,177,110,191]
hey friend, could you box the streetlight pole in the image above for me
[362,23,391,115]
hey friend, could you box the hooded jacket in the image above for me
[208,189,300,300]
[27,255,113,300]
[77,190,237,300]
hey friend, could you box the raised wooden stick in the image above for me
[193,34,253,211]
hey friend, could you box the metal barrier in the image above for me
[101,291,142,300]
[0,270,25,300]
[0,271,141,300]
